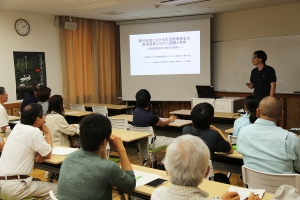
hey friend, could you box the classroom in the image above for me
[1,1,300,199]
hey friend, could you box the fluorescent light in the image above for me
[133,10,180,18]
[102,11,124,15]
[206,0,259,8]
[71,0,123,10]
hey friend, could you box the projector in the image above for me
[65,22,77,30]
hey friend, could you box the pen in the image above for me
[135,175,142,180]
[245,194,259,200]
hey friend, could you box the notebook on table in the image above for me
[196,85,216,99]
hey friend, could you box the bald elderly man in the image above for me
[237,96,300,174]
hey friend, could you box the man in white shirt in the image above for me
[0,86,9,133]
[0,103,57,199]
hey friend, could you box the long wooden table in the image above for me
[225,127,234,134]
[64,109,93,124]
[214,150,243,174]
[38,159,273,199]
[8,115,21,125]
[169,110,240,125]
[130,165,274,199]
[8,116,20,120]
[83,103,134,114]
[110,114,192,128]
[64,109,93,117]
[170,110,240,119]
[35,129,152,172]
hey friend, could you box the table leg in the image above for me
[136,141,143,165]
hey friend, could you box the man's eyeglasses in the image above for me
[252,56,258,59]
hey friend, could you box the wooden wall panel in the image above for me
[286,98,300,128]
[3,102,21,109]
[12,108,21,116]
[5,109,12,116]
[3,102,21,116]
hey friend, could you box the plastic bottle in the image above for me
[5,126,11,138]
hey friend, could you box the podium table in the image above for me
[191,97,244,113]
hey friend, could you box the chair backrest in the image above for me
[106,143,110,159]
[92,105,108,117]
[227,135,237,144]
[70,104,86,111]
[109,118,129,130]
[206,160,214,180]
[242,165,300,193]
[129,125,155,145]
[49,190,58,200]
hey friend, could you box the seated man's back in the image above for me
[237,96,300,174]
[57,114,136,199]
[237,119,300,174]
[0,103,56,199]
[182,102,233,161]
[183,126,231,161]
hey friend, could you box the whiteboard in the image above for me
[211,35,300,93]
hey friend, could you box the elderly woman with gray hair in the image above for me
[151,135,260,200]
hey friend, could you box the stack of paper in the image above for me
[228,186,265,199]
[134,170,161,188]
[52,147,78,155]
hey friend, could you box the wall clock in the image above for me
[15,19,30,36]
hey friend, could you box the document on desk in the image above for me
[228,186,265,199]
[134,170,161,188]
[160,118,191,126]
[52,147,78,155]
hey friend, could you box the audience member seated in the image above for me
[182,103,233,161]
[46,95,77,147]
[151,134,258,200]
[21,84,38,111]
[237,96,300,174]
[0,86,9,133]
[132,89,176,169]
[0,103,56,199]
[233,95,260,136]
[37,86,51,116]
[57,114,136,199]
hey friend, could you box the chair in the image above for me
[205,160,214,180]
[70,104,86,111]
[92,105,108,117]
[129,125,167,168]
[109,118,129,130]
[242,165,300,193]
[49,190,58,200]
[227,135,237,144]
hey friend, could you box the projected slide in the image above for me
[129,31,200,76]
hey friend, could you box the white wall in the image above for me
[210,3,300,93]
[211,3,300,41]
[0,10,62,103]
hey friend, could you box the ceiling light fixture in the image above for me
[71,0,123,10]
[133,10,180,18]
[206,0,259,8]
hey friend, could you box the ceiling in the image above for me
[1,0,299,22]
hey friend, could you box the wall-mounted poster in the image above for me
[13,51,47,100]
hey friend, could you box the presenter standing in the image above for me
[247,50,276,100]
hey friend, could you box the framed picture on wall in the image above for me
[13,51,47,100]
